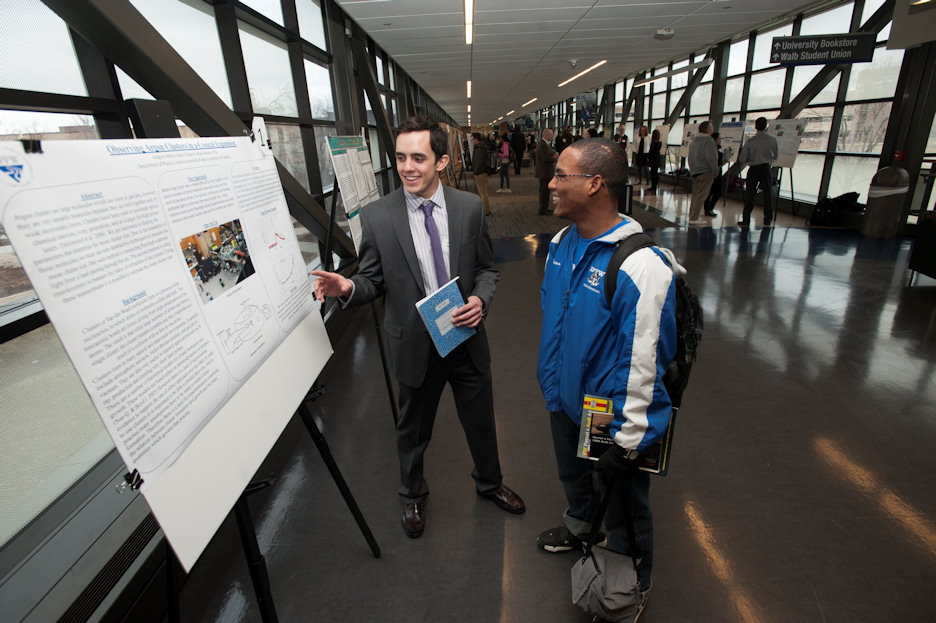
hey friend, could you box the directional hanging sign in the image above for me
[771,33,877,66]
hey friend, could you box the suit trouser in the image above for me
[704,173,722,213]
[689,171,716,220]
[514,151,523,174]
[475,172,491,214]
[396,343,502,503]
[549,410,653,590]
[742,163,773,224]
[538,176,551,213]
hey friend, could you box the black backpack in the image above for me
[558,229,703,409]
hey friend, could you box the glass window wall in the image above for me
[130,0,232,108]
[239,21,298,117]
[0,0,87,96]
[305,59,335,120]
[297,0,327,50]
[751,24,792,71]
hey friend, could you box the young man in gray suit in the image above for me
[310,116,525,538]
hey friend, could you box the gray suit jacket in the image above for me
[348,185,499,387]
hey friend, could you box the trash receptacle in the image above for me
[861,166,909,238]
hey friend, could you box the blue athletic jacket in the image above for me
[537,218,681,452]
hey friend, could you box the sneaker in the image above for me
[537,524,596,553]
[495,188,504,193]
[504,188,512,193]
[688,219,707,226]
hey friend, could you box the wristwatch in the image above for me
[624,449,639,461]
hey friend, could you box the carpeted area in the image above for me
[459,169,676,239]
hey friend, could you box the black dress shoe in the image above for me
[705,211,718,217]
[479,484,526,514]
[402,502,425,538]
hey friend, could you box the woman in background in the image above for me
[634,125,650,185]
[647,128,662,194]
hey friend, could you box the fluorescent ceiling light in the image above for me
[497,116,503,120]
[557,59,607,87]
[522,97,538,107]
[506,110,515,115]
[466,81,472,98]
[467,104,471,112]
[633,58,713,87]
[465,0,473,44]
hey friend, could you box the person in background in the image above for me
[687,120,718,225]
[536,128,557,215]
[497,134,512,193]
[737,117,779,228]
[310,116,525,539]
[511,128,527,176]
[703,132,724,218]
[634,125,650,185]
[647,128,662,194]
[471,132,492,216]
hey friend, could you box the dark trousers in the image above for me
[704,174,722,214]
[538,176,551,214]
[396,345,502,503]
[549,410,653,590]
[742,164,774,224]
[649,164,660,190]
[514,151,524,174]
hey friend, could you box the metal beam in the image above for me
[664,50,712,127]
[40,0,354,260]
[350,36,396,172]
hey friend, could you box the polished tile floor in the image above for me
[171,216,936,621]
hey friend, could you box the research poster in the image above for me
[719,122,744,163]
[769,119,806,168]
[679,123,700,158]
[0,136,332,569]
[326,135,379,251]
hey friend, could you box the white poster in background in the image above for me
[769,119,806,168]
[719,122,745,163]
[326,135,379,252]
[0,137,320,486]
[679,123,700,158]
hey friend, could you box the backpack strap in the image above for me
[604,233,656,306]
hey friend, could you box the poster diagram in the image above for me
[326,135,379,251]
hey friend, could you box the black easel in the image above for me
[322,174,400,427]
[299,384,381,558]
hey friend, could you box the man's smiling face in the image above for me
[396,130,447,199]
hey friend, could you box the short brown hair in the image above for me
[397,116,449,162]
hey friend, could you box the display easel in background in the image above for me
[324,135,401,428]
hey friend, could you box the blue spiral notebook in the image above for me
[415,277,476,357]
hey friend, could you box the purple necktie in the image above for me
[420,200,448,290]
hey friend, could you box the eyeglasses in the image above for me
[553,173,597,181]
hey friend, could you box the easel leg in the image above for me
[370,301,400,427]
[300,388,382,558]
[233,494,279,623]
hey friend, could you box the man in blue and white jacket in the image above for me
[536,138,681,606]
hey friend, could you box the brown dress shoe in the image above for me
[479,484,526,514]
[402,502,425,538]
